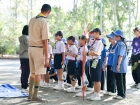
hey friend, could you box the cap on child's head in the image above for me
[79,35,87,42]
[67,36,75,42]
[55,31,63,38]
[133,27,140,32]
[90,28,101,35]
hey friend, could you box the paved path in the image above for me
[0,59,140,105]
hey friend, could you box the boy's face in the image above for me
[79,39,85,46]
[67,40,73,45]
[55,35,62,41]
[134,30,139,36]
[91,32,99,39]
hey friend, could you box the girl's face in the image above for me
[108,38,115,43]
[91,32,100,39]
[79,39,85,46]
[134,31,140,37]
[55,35,61,41]
[67,40,73,45]
[114,35,120,41]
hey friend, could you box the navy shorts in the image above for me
[78,61,83,76]
[90,59,102,82]
[67,60,76,75]
[46,67,50,72]
[54,54,62,69]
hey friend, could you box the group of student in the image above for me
[27,27,128,100]
[18,4,140,102]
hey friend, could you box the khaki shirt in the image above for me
[29,17,49,46]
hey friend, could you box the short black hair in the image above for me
[55,31,63,38]
[41,4,51,12]
[22,25,28,35]
[67,36,75,42]
[90,28,101,35]
[79,35,87,42]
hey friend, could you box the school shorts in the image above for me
[46,67,50,72]
[54,54,62,69]
[78,61,83,76]
[90,59,102,82]
[28,47,46,75]
[67,60,76,75]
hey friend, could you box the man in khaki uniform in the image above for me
[28,4,51,102]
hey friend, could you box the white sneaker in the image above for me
[65,83,71,87]
[76,92,86,97]
[130,84,138,88]
[21,88,28,93]
[66,87,76,93]
[113,95,124,100]
[42,83,50,88]
[136,83,140,89]
[109,92,117,96]
[53,84,64,90]
[86,94,94,100]
[89,93,101,101]
[100,90,105,94]
[104,91,110,95]
[40,81,45,87]
[76,86,82,89]
[86,88,93,91]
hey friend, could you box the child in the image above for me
[131,27,140,88]
[19,25,30,93]
[76,35,88,97]
[44,39,53,87]
[112,30,127,100]
[86,28,103,100]
[53,31,65,90]
[65,36,78,92]
[100,38,107,92]
[105,32,117,96]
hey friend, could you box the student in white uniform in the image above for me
[86,28,104,100]
[76,35,88,97]
[53,31,65,90]
[65,36,78,93]
[44,39,53,87]
[40,39,52,87]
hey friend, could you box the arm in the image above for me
[61,52,65,64]
[118,56,123,66]
[49,72,57,77]
[43,40,48,67]
[66,52,77,57]
[103,56,108,71]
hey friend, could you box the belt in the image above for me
[54,53,62,55]
[68,59,75,62]
[30,46,43,48]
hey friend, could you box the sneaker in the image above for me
[65,83,71,87]
[31,97,48,102]
[89,93,101,101]
[40,81,45,87]
[109,92,117,96]
[66,87,76,93]
[130,84,138,88]
[86,88,93,91]
[27,97,32,101]
[136,83,140,89]
[100,90,105,94]
[76,86,82,89]
[86,94,94,100]
[113,95,124,100]
[76,92,86,97]
[104,91,110,95]
[53,84,64,90]
[21,88,28,93]
[42,83,50,88]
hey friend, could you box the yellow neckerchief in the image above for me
[36,13,46,19]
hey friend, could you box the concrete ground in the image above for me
[0,59,140,105]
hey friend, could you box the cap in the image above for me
[90,28,101,35]
[112,30,125,39]
[62,38,67,43]
[106,32,114,39]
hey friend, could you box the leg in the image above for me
[101,70,105,90]
[94,82,101,93]
[110,71,116,93]
[70,75,76,87]
[107,65,111,92]
[45,72,49,83]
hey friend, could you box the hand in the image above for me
[61,61,64,65]
[44,58,49,68]
[103,65,107,71]
[116,65,120,72]
[138,60,140,63]
[65,52,69,55]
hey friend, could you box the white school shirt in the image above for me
[66,45,78,60]
[48,44,52,59]
[88,38,94,46]
[88,39,103,59]
[53,41,65,54]
[77,46,88,61]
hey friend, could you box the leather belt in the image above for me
[30,46,43,48]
